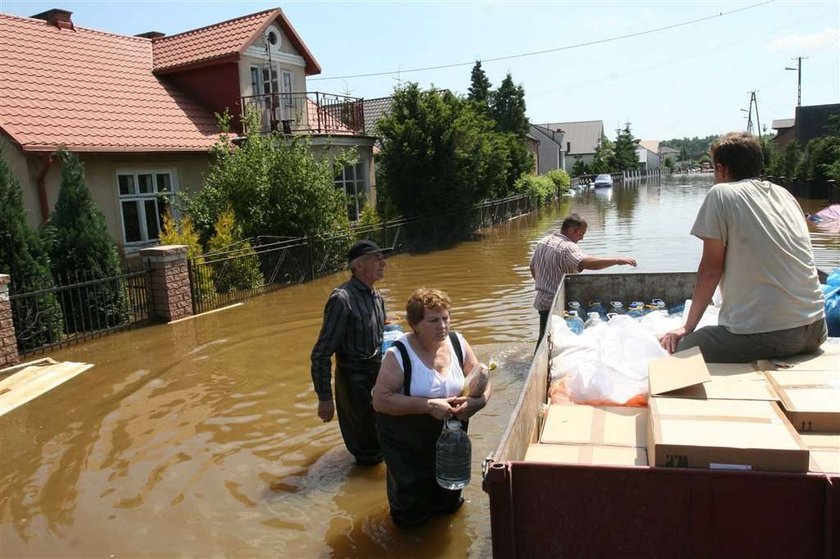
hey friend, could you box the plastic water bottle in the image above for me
[584,312,604,329]
[567,301,582,314]
[587,300,606,317]
[436,418,471,490]
[627,302,646,318]
[564,310,585,334]
[381,323,403,354]
[609,301,625,315]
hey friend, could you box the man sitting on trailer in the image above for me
[660,132,826,362]
[530,214,637,345]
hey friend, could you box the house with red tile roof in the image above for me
[0,8,376,253]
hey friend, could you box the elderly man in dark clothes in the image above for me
[310,240,391,465]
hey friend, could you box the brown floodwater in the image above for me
[1,174,836,558]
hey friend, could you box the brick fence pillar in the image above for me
[140,245,193,323]
[0,274,20,368]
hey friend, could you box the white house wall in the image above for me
[239,23,309,127]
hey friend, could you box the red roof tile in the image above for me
[0,13,220,153]
[151,8,320,75]
[306,99,356,136]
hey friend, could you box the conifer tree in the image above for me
[467,60,492,108]
[489,73,533,190]
[47,150,126,332]
[613,123,640,172]
[490,73,529,136]
[0,149,63,349]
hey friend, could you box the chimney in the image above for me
[136,31,166,39]
[31,9,74,30]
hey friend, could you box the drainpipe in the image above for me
[35,152,54,223]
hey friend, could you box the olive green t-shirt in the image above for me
[691,179,824,334]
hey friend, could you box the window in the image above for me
[262,67,278,95]
[117,170,175,244]
[334,163,366,221]
[249,67,260,97]
[282,71,293,107]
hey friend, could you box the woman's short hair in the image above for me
[561,213,587,233]
[406,288,451,327]
[710,132,763,180]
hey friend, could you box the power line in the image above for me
[309,0,774,82]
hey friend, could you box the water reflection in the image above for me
[0,174,835,558]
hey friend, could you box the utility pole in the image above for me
[742,91,762,140]
[785,56,805,107]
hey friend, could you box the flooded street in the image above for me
[1,174,837,557]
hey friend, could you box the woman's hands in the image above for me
[453,395,487,421]
[427,396,487,421]
[427,398,457,420]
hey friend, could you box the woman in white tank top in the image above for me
[372,288,492,527]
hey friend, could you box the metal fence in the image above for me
[188,193,537,314]
[9,267,150,356]
[240,91,365,136]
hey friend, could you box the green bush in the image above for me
[45,151,126,333]
[545,169,571,192]
[159,212,214,305]
[206,207,264,294]
[0,148,63,350]
[514,175,555,202]
[186,111,353,270]
[798,135,840,181]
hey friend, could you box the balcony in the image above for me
[240,91,366,136]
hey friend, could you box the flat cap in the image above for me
[348,239,392,262]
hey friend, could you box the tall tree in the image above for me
[46,150,126,332]
[0,149,63,349]
[613,123,640,171]
[467,60,492,108]
[489,73,533,190]
[591,137,616,173]
[490,73,529,136]
[376,83,506,217]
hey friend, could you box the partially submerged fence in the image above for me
[8,267,150,356]
[189,193,537,314]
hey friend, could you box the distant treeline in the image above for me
[660,135,719,162]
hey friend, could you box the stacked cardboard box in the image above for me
[525,405,648,466]
[766,370,840,433]
[763,346,840,474]
[646,347,811,473]
[800,433,840,474]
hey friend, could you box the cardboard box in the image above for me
[540,405,648,448]
[648,397,810,472]
[525,443,647,466]
[759,345,840,371]
[800,432,840,474]
[765,370,840,433]
[649,347,778,402]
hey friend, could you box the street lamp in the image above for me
[785,57,804,107]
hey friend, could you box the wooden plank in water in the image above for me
[0,360,94,416]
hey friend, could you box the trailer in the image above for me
[483,272,838,558]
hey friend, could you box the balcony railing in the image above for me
[240,91,366,136]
